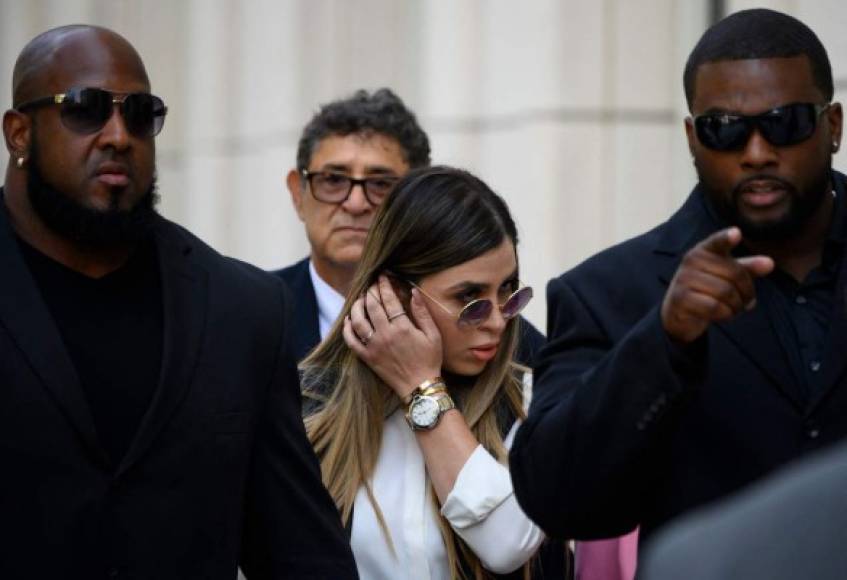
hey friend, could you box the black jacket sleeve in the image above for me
[240,281,358,579]
[509,275,705,539]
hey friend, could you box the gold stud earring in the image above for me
[15,156,25,168]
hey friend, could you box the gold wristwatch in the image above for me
[405,389,455,431]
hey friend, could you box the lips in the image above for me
[333,226,370,235]
[470,344,499,362]
[95,163,130,187]
[737,179,788,208]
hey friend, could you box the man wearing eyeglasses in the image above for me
[0,25,356,579]
[273,89,544,366]
[511,8,846,550]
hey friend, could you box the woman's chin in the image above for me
[442,358,488,378]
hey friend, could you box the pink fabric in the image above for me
[574,529,639,580]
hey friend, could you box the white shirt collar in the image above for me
[308,259,346,340]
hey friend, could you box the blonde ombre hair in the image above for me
[302,166,532,579]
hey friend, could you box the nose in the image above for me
[739,128,778,171]
[341,182,374,215]
[479,301,508,335]
[96,104,131,151]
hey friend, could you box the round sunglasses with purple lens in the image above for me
[408,281,533,327]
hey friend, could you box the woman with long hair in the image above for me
[301,166,554,579]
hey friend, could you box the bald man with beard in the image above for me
[0,25,356,579]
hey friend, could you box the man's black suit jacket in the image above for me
[0,198,356,579]
[272,258,546,367]
[510,171,847,542]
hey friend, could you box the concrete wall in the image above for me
[1,0,845,329]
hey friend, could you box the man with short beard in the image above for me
[0,25,356,579]
[511,8,846,551]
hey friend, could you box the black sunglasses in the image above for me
[16,87,168,137]
[693,102,829,151]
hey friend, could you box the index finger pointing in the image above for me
[699,226,742,256]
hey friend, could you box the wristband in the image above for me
[403,376,445,405]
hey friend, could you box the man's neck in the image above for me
[744,189,835,283]
[4,185,135,278]
[310,255,356,297]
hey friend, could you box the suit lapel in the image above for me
[654,188,804,409]
[713,291,805,409]
[289,260,321,363]
[117,223,208,476]
[0,197,107,464]
[653,189,719,286]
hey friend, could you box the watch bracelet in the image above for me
[435,391,456,413]
[403,377,447,405]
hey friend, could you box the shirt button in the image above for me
[808,428,821,439]
[108,568,119,579]
[795,295,807,304]
[810,361,821,372]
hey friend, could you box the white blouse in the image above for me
[350,403,544,579]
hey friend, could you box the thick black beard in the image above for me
[698,162,832,242]
[27,147,160,247]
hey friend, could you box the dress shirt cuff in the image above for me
[441,444,512,528]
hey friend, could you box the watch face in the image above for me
[410,396,440,428]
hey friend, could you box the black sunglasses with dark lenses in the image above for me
[16,87,168,137]
[694,102,829,152]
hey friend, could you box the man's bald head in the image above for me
[3,24,159,251]
[12,25,149,107]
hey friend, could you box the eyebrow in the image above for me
[319,163,400,175]
[699,107,730,115]
[443,269,519,293]
[696,106,745,116]
[698,104,787,117]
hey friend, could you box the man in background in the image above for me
[274,88,544,364]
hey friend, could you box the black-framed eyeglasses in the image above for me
[693,102,830,152]
[301,170,399,206]
[408,280,533,328]
[16,86,168,137]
